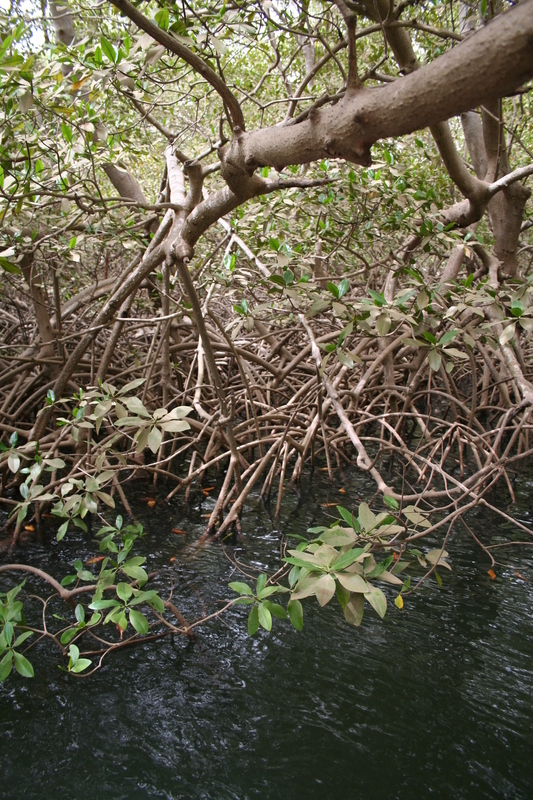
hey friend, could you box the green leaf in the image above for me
[116,582,133,602]
[129,609,149,635]
[256,573,267,595]
[154,7,169,29]
[247,605,259,635]
[258,603,272,631]
[336,581,351,610]
[13,630,33,648]
[61,122,72,143]
[368,288,386,307]
[70,658,92,673]
[76,569,95,582]
[257,585,286,599]
[336,506,360,531]
[0,651,14,681]
[383,495,399,510]
[100,35,116,63]
[148,594,165,614]
[287,599,303,631]
[0,259,22,275]
[121,565,148,585]
[332,547,367,572]
[88,598,121,610]
[228,581,253,596]
[337,278,349,299]
[439,329,458,346]
[13,651,34,678]
[283,554,325,571]
[3,621,13,645]
[262,600,287,620]
[60,627,79,645]
[282,269,294,286]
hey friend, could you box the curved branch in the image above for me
[108,0,245,131]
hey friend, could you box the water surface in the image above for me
[1,471,532,799]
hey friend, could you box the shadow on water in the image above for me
[1,468,533,800]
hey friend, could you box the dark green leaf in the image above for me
[337,279,349,299]
[383,495,399,510]
[13,651,34,678]
[60,627,79,645]
[100,35,116,63]
[262,600,286,620]
[0,651,14,681]
[332,547,367,572]
[287,599,303,631]
[248,605,259,635]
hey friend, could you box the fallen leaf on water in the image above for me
[202,513,211,518]
[169,556,177,563]
[24,524,34,532]
[395,595,404,610]
[338,488,346,494]
[488,569,496,580]
[321,502,338,507]
[171,528,187,535]
[513,570,528,581]
[86,556,105,565]
[202,486,215,494]
[393,552,400,562]
[146,499,156,508]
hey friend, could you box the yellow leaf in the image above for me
[395,594,404,610]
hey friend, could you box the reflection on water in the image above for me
[1,470,533,800]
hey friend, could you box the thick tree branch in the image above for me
[220,2,533,178]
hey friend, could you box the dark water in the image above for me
[1,470,533,800]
